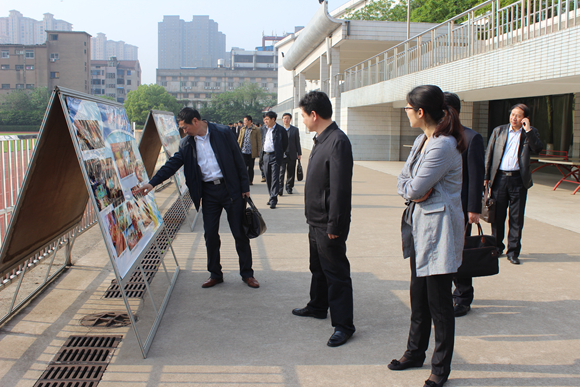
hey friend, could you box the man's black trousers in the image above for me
[279,157,297,194]
[263,152,280,203]
[201,182,253,279]
[242,153,255,184]
[491,173,528,258]
[306,225,355,336]
[405,252,454,377]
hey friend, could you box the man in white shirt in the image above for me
[261,111,288,209]
[484,103,543,265]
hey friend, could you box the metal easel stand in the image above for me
[117,224,180,358]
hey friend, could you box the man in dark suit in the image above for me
[279,113,302,195]
[138,108,259,289]
[261,111,288,209]
[485,103,543,265]
[444,92,485,317]
[291,91,355,348]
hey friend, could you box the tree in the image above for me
[124,84,183,125]
[199,83,276,125]
[0,87,50,127]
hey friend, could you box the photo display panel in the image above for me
[152,112,188,195]
[66,97,163,278]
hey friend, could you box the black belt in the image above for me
[499,170,520,176]
[203,178,225,185]
[264,151,275,155]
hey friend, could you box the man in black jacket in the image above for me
[444,92,485,317]
[485,103,543,265]
[137,108,259,289]
[291,91,355,348]
[279,112,302,195]
[261,111,288,209]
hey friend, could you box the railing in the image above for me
[0,134,98,325]
[338,0,580,93]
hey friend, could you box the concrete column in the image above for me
[294,73,306,109]
[328,47,340,98]
[320,54,329,95]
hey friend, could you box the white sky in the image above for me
[2,0,330,84]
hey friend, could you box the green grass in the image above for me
[0,133,38,152]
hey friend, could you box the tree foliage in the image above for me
[199,83,276,125]
[345,0,520,23]
[0,87,50,126]
[124,84,183,125]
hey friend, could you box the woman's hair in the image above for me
[407,85,466,153]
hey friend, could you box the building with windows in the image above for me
[0,11,72,45]
[156,67,277,109]
[90,57,141,103]
[158,15,226,69]
[0,30,90,95]
[91,33,138,61]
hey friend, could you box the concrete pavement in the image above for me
[0,154,579,387]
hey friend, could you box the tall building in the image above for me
[0,30,90,95]
[91,33,138,61]
[90,57,141,103]
[0,11,72,45]
[158,15,226,69]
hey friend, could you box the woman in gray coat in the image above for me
[389,85,466,387]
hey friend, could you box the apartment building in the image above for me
[0,11,72,45]
[91,33,138,61]
[90,57,141,103]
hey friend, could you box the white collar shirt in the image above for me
[263,125,275,153]
[499,125,522,171]
[194,127,223,182]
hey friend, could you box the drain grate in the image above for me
[80,312,132,328]
[103,194,192,299]
[34,335,121,387]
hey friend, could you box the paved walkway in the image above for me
[1,154,579,387]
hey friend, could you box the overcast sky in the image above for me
[1,0,334,84]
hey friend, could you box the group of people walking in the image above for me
[229,112,302,209]
[138,84,543,387]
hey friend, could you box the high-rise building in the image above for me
[158,15,226,69]
[0,30,91,95]
[91,33,138,61]
[0,11,72,45]
[90,57,141,103]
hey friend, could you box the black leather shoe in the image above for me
[424,374,449,387]
[387,357,424,370]
[267,200,271,205]
[454,304,471,317]
[278,191,283,196]
[508,256,520,264]
[292,307,327,319]
[287,188,293,194]
[270,202,276,209]
[327,331,352,347]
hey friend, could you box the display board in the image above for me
[65,97,163,279]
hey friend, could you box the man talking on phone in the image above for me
[484,103,543,265]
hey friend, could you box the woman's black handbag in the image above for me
[242,197,267,239]
[456,223,499,278]
[481,184,496,223]
[296,160,304,181]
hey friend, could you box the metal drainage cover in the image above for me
[33,335,122,387]
[80,312,133,328]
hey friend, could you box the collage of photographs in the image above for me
[65,96,163,278]
[152,112,188,195]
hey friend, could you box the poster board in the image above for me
[0,87,179,358]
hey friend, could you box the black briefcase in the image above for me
[296,160,304,181]
[456,223,499,278]
[242,197,267,239]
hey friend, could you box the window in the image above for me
[126,80,131,85]
[205,82,210,87]
[50,53,59,61]
[1,50,9,58]
[194,94,200,98]
[26,84,34,89]
[227,82,234,87]
[15,49,24,55]
[160,76,166,81]
[107,84,115,88]
[172,76,178,81]
[117,79,124,85]
[1,84,9,89]
[25,65,34,70]
[161,81,167,86]
[261,83,267,88]
[49,34,58,40]
[106,73,115,79]
[127,70,131,76]
[91,79,101,85]
[15,65,24,70]
[90,70,100,75]
[16,84,24,89]
[25,50,34,58]
[180,81,186,86]
[101,80,105,85]
[50,71,59,79]
[1,65,9,70]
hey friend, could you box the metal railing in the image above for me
[338,0,580,93]
[0,134,98,325]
